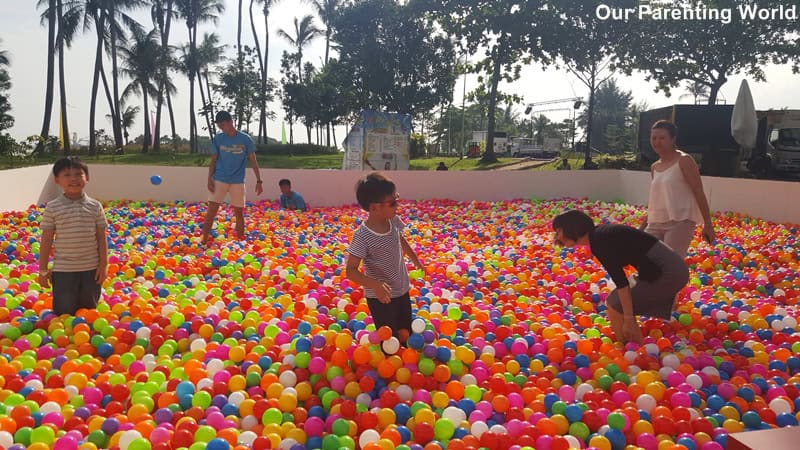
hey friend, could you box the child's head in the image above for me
[52,157,90,196]
[552,210,595,247]
[355,172,398,214]
[278,178,292,196]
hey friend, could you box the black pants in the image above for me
[366,291,413,337]
[52,270,101,315]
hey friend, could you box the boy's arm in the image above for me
[207,154,218,192]
[400,235,423,270]
[95,225,108,284]
[297,195,307,211]
[248,153,263,195]
[38,229,55,288]
[345,254,391,303]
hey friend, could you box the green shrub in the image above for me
[256,143,339,155]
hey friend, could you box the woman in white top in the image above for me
[640,120,715,256]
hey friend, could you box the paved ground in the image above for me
[493,157,557,170]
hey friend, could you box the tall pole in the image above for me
[460,51,467,158]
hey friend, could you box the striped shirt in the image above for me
[348,216,410,298]
[41,193,107,272]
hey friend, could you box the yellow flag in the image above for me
[58,110,64,150]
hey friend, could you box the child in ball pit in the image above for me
[38,157,109,316]
[345,172,424,343]
[552,210,689,344]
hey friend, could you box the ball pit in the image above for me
[0,197,798,450]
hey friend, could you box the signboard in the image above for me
[342,111,412,170]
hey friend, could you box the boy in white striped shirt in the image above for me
[346,173,424,343]
[38,157,108,315]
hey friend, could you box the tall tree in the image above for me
[429,0,558,163]
[119,28,161,153]
[36,0,57,153]
[0,40,13,133]
[250,0,282,144]
[151,0,178,152]
[196,32,226,136]
[548,0,631,168]
[617,0,795,105]
[56,0,71,153]
[277,15,322,84]
[307,0,338,64]
[575,78,633,153]
[175,0,225,153]
[679,81,711,105]
[332,0,456,120]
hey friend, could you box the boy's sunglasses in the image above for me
[377,193,400,207]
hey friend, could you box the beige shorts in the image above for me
[208,181,245,208]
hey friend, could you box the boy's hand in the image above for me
[39,269,51,289]
[255,182,263,196]
[208,178,215,193]
[413,259,425,271]
[95,265,108,284]
[702,224,716,245]
[372,281,392,304]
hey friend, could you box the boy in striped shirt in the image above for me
[38,157,108,315]
[346,173,424,343]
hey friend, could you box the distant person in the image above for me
[640,120,715,256]
[384,161,392,170]
[201,111,263,243]
[346,173,424,342]
[38,157,108,315]
[278,178,308,211]
[553,210,689,344]
[436,162,448,171]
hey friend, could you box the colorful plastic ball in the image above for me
[150,175,163,185]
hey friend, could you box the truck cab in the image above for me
[749,110,800,176]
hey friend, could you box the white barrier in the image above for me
[2,165,799,224]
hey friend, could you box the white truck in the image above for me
[509,137,561,158]
[749,110,800,176]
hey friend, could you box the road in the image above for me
[494,157,557,171]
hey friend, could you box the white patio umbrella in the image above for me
[731,79,758,149]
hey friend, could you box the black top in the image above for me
[588,224,661,288]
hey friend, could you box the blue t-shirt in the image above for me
[212,131,255,184]
[280,192,308,211]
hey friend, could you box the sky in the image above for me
[1,1,799,147]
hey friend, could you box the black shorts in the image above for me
[52,270,101,315]
[366,291,413,336]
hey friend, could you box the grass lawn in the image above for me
[2,153,519,171]
[409,156,516,171]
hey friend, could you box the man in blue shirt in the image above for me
[278,178,308,211]
[201,111,264,242]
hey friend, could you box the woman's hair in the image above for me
[651,120,678,139]
[355,172,396,211]
[552,210,596,241]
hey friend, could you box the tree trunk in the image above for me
[263,6,270,143]
[707,76,725,105]
[166,90,177,150]
[197,69,214,138]
[583,66,597,169]
[142,81,150,153]
[332,126,337,148]
[154,0,173,153]
[204,70,216,136]
[109,5,124,151]
[481,44,502,164]
[89,13,105,156]
[99,60,116,123]
[249,0,265,143]
[324,28,330,65]
[36,0,57,154]
[57,0,70,154]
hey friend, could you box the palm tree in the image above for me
[277,15,321,84]
[250,0,281,143]
[0,39,8,67]
[119,28,161,153]
[196,32,225,137]
[307,0,337,65]
[680,81,710,105]
[35,0,57,153]
[109,104,140,146]
[175,0,225,153]
[151,0,178,152]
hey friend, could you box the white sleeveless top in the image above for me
[647,161,704,225]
